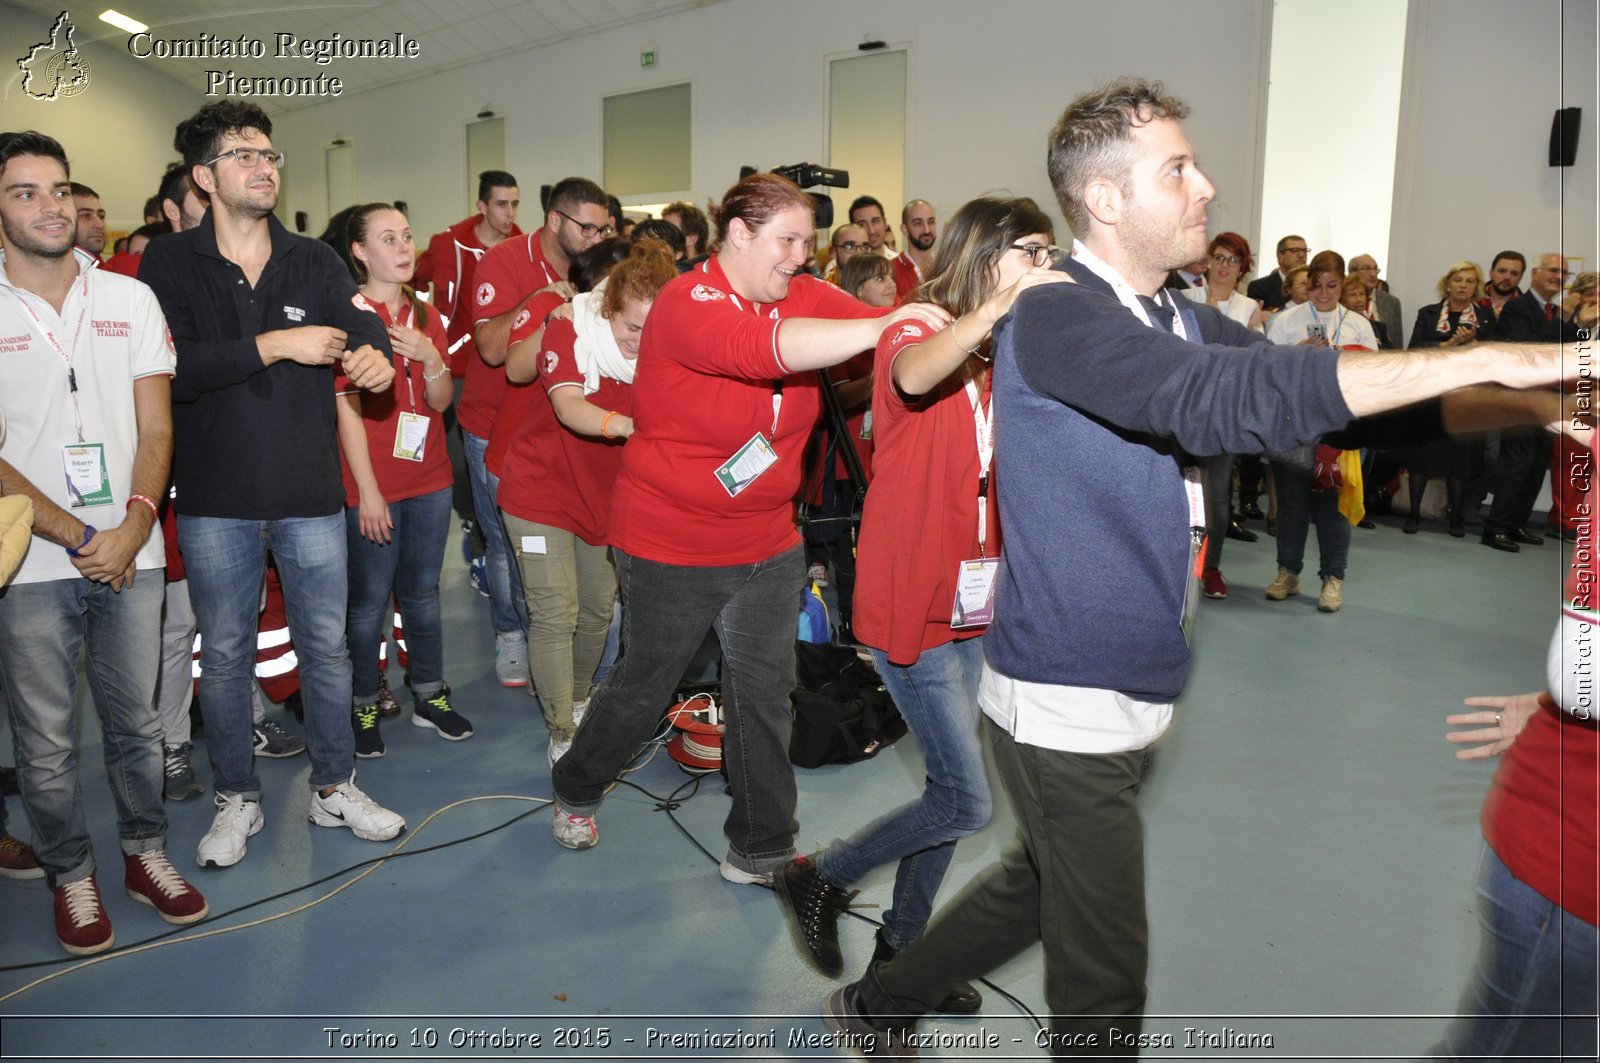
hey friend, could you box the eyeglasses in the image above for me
[1210,253,1241,266]
[1012,243,1058,267]
[555,209,615,240]
[832,240,864,253]
[1282,246,1308,256]
[204,147,286,170]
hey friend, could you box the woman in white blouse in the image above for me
[1184,231,1266,331]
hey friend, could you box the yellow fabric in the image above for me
[1336,449,1365,526]
[0,495,35,586]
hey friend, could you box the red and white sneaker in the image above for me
[125,850,209,924]
[53,875,114,956]
[1202,568,1229,599]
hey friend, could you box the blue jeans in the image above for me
[347,488,451,703]
[1271,460,1350,580]
[817,637,992,950]
[462,430,525,637]
[1436,847,1598,1061]
[553,545,803,874]
[180,514,355,795]
[0,576,165,886]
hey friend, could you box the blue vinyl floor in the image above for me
[0,508,1579,1061]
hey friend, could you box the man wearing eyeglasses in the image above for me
[1246,233,1308,311]
[823,223,869,286]
[138,100,405,869]
[462,176,609,689]
[1349,255,1404,349]
[1480,252,1586,553]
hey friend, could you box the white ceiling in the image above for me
[8,0,726,111]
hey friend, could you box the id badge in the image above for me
[714,433,778,497]
[62,442,112,508]
[1181,528,1205,645]
[393,412,428,462]
[951,557,1000,628]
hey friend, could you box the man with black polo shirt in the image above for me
[139,101,404,869]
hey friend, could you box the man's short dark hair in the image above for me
[631,218,686,258]
[848,195,885,221]
[1276,234,1307,255]
[476,170,517,205]
[545,177,608,219]
[130,221,168,244]
[70,181,98,199]
[606,194,625,226]
[158,162,193,210]
[0,130,69,180]
[1046,77,1188,237]
[174,100,273,168]
[1491,249,1527,272]
[662,201,708,249]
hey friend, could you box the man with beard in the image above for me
[823,78,1575,1058]
[0,130,208,955]
[893,199,937,300]
[70,181,106,260]
[138,101,404,870]
[464,176,610,688]
[1480,250,1526,315]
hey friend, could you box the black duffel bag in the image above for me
[788,641,907,768]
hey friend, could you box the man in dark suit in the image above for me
[1350,254,1404,348]
[1481,252,1584,552]
[1246,234,1307,310]
[1163,255,1207,290]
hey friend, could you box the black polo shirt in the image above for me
[140,212,391,520]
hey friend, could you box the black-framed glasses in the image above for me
[204,147,286,170]
[1282,245,1308,256]
[555,209,615,240]
[1211,253,1241,266]
[832,240,864,254]
[1011,243,1058,267]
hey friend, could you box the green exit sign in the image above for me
[641,49,656,67]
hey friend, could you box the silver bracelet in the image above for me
[422,362,450,383]
[950,316,982,356]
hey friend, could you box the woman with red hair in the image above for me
[550,175,945,873]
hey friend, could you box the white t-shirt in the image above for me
[1267,299,1378,349]
[1183,286,1258,329]
[980,660,1174,755]
[0,248,175,584]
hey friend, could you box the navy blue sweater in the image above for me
[986,258,1354,701]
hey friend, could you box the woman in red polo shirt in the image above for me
[549,174,945,868]
[336,203,472,758]
[498,240,678,766]
[772,197,1069,989]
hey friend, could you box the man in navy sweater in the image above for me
[824,78,1573,1059]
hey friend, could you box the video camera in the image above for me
[769,161,849,229]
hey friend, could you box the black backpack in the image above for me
[788,641,907,768]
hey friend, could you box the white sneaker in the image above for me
[551,807,598,850]
[548,735,573,767]
[196,793,263,869]
[494,632,528,688]
[719,859,773,886]
[571,699,590,729]
[308,780,405,842]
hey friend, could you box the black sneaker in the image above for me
[376,674,401,718]
[251,719,306,758]
[822,985,919,1059]
[352,704,385,758]
[162,743,203,801]
[412,689,473,740]
[774,854,855,976]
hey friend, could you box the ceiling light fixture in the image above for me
[99,9,149,34]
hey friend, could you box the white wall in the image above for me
[265,0,1271,249]
[0,2,203,233]
[1259,0,1409,275]
[1390,0,1598,325]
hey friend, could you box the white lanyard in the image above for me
[1069,240,1190,340]
[965,374,995,554]
[5,271,91,442]
[725,282,785,438]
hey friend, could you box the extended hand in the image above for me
[1445,691,1551,759]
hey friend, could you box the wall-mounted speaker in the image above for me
[1549,107,1581,167]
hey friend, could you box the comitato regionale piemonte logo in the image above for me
[18,11,92,101]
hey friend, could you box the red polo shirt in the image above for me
[607,257,884,566]
[457,231,561,439]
